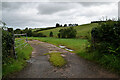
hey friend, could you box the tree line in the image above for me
[14,28,46,37]
[56,23,78,27]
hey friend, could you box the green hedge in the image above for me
[91,21,120,56]
[2,29,15,64]
[88,20,120,74]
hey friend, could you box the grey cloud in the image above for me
[1,2,117,29]
[2,9,59,28]
[37,2,75,14]
[2,2,25,11]
[79,2,112,7]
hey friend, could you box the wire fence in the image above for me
[14,34,28,59]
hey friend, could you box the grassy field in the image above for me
[35,23,98,38]
[2,38,33,77]
[28,37,88,53]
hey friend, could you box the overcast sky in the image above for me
[2,2,118,29]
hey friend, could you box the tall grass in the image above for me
[2,38,33,77]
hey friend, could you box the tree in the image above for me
[56,23,60,27]
[75,24,78,26]
[23,27,28,33]
[58,27,77,38]
[8,28,13,33]
[58,33,60,38]
[14,28,22,34]
[67,27,77,38]
[64,24,67,27]
[27,29,32,37]
[49,31,53,37]
[60,24,62,27]
[69,24,72,26]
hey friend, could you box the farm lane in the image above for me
[10,40,119,78]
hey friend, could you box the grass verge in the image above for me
[76,50,120,74]
[2,38,33,77]
[44,53,66,67]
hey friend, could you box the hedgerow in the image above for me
[90,20,120,56]
[2,28,15,64]
[88,20,120,73]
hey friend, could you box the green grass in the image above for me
[45,53,66,67]
[28,37,120,74]
[28,37,88,53]
[2,38,33,77]
[79,50,120,74]
[28,37,89,61]
[35,23,98,38]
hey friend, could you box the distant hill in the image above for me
[33,23,98,38]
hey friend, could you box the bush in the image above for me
[90,20,120,56]
[2,29,15,64]
[14,28,22,34]
[87,20,120,74]
[27,29,32,37]
[58,27,77,38]
[32,32,46,37]
[49,31,53,37]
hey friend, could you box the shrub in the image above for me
[49,31,53,37]
[90,20,120,56]
[14,28,22,34]
[32,32,46,37]
[88,20,120,74]
[2,29,15,64]
[27,29,32,37]
[58,27,77,38]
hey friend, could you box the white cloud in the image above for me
[2,2,118,29]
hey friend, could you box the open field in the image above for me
[28,37,88,53]
[35,23,98,38]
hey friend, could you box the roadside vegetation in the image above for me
[27,20,120,74]
[2,37,32,77]
[44,53,66,67]
[87,20,120,74]
[2,22,33,77]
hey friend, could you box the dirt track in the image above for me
[10,40,119,78]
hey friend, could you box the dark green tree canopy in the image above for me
[58,27,77,38]
[49,31,53,37]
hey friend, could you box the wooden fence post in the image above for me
[8,28,17,59]
[13,34,17,59]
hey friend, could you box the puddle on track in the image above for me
[59,45,74,52]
